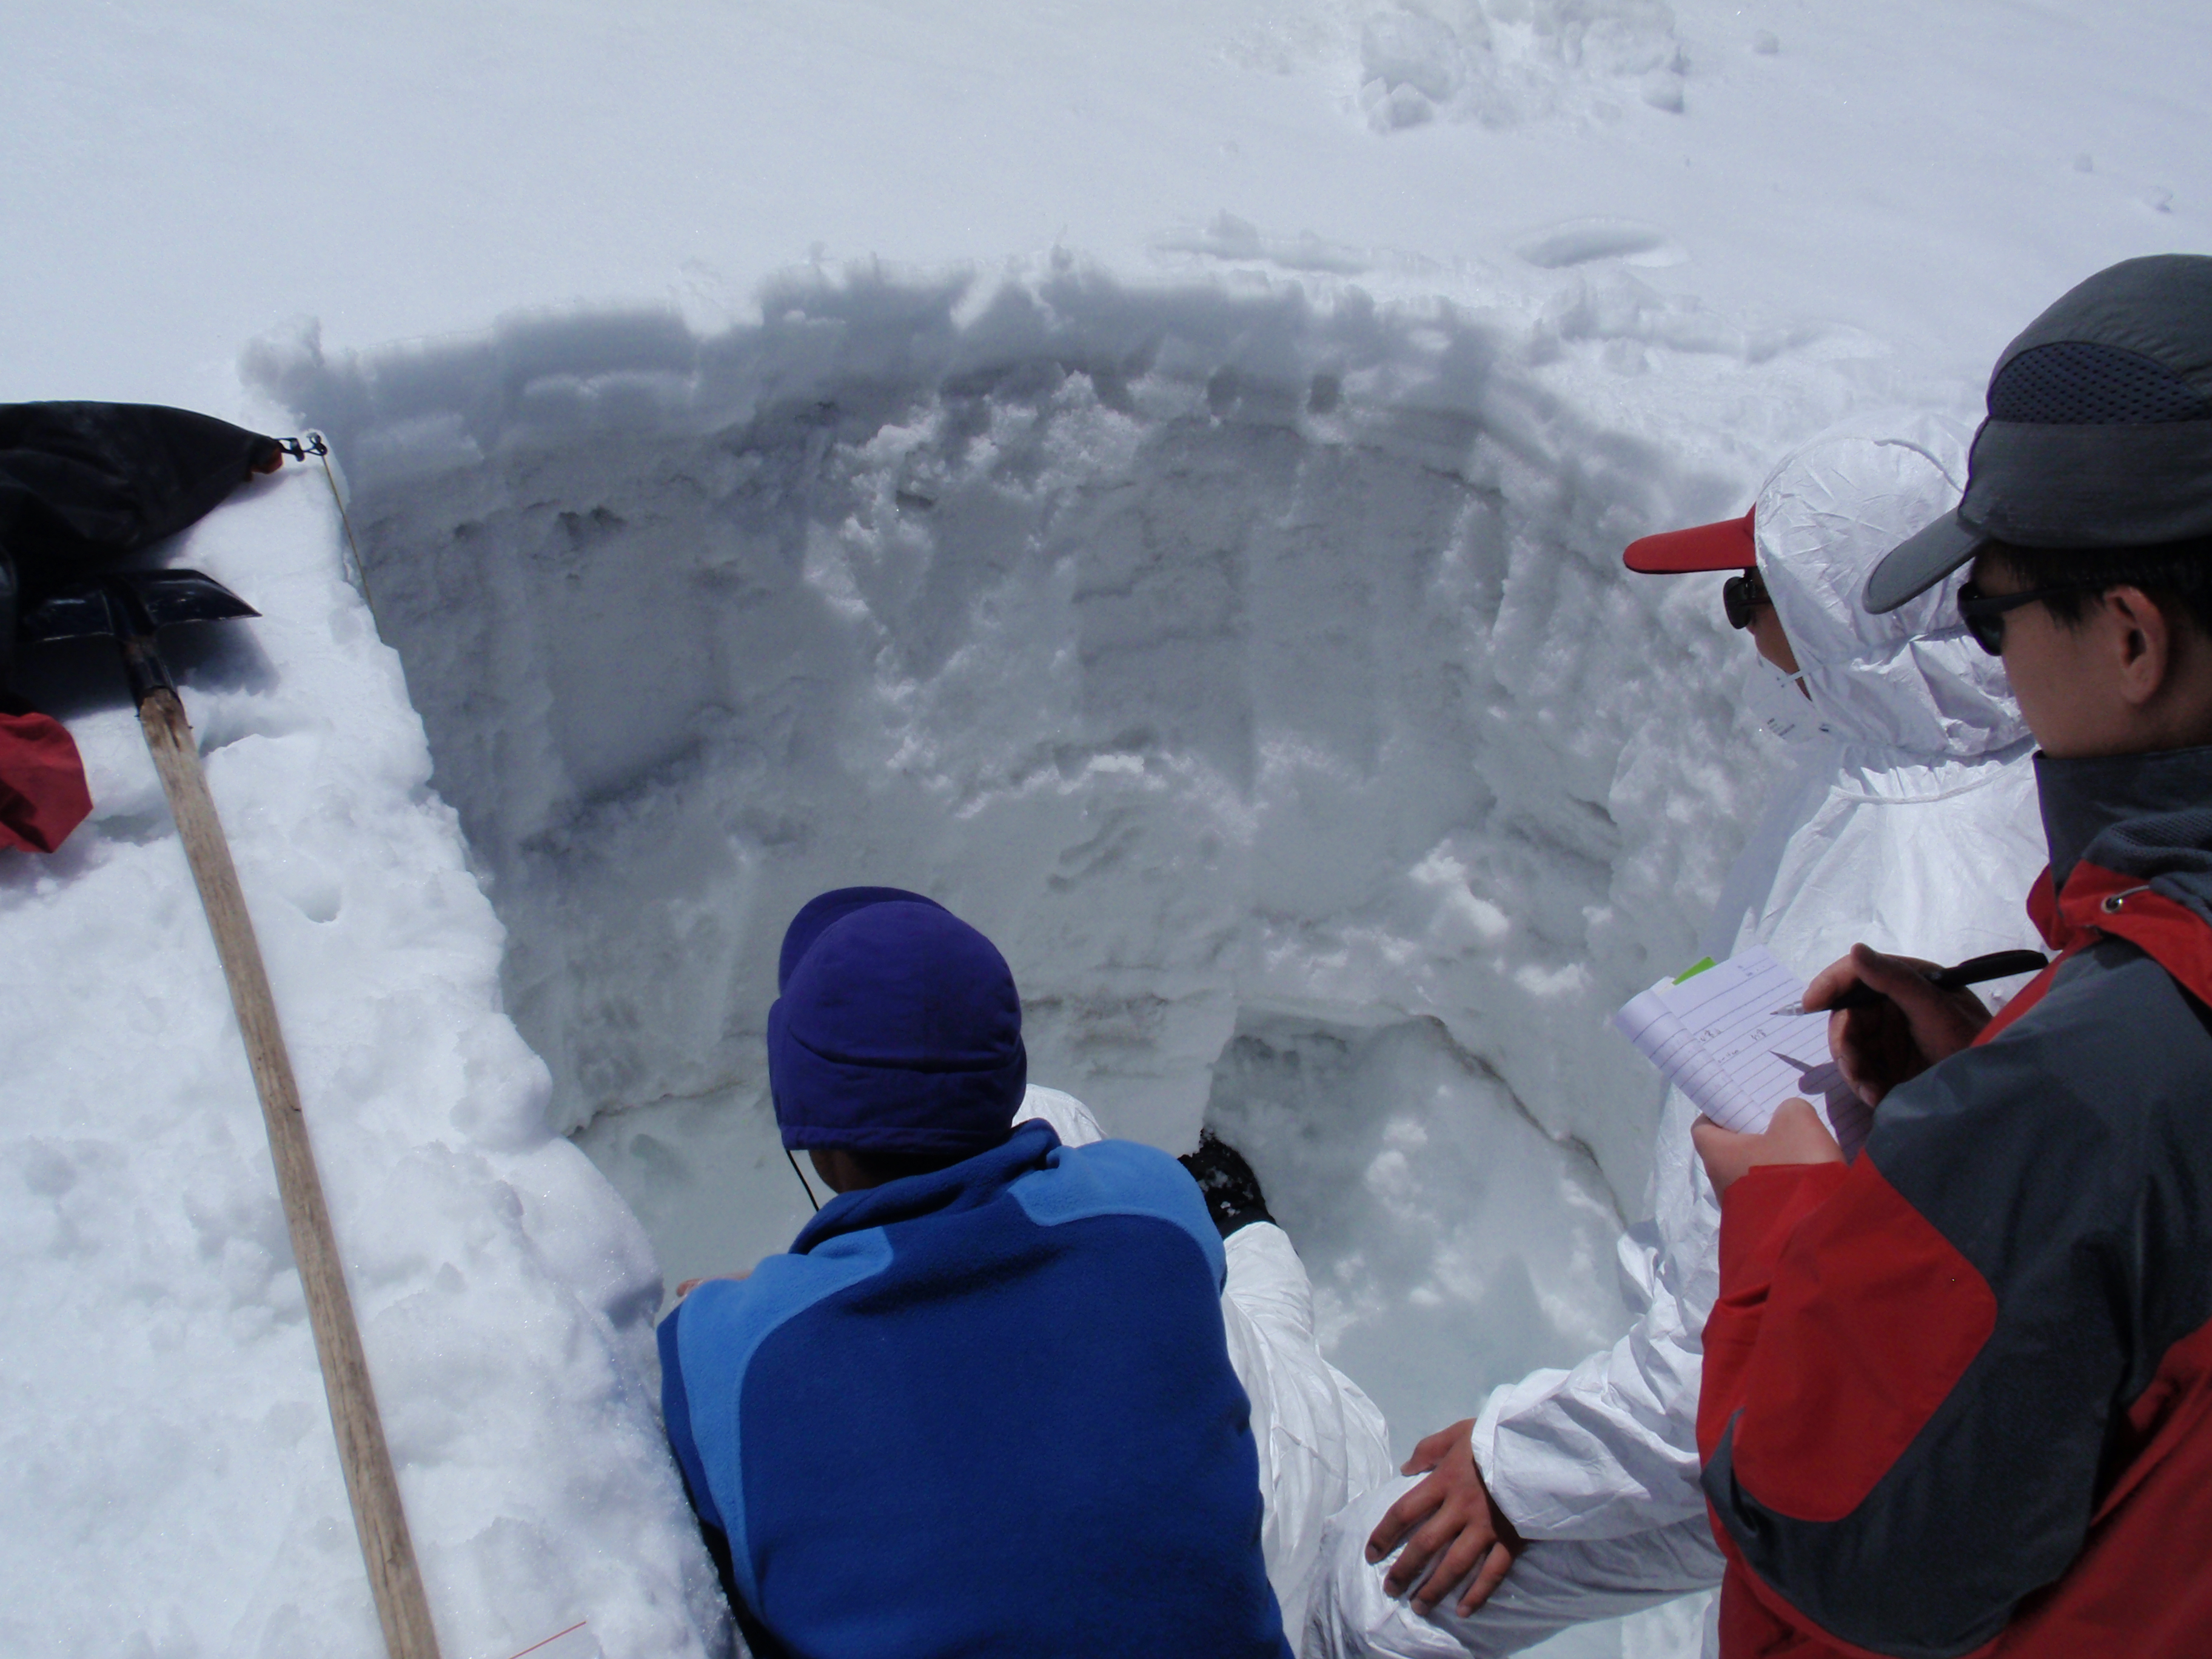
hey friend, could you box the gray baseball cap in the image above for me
[1865,254,2212,613]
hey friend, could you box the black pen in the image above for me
[1774,949,2051,1017]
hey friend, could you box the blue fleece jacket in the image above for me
[659,1119,1291,1658]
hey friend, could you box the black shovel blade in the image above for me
[18,569,259,643]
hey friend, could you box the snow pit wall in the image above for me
[255,263,1786,1452]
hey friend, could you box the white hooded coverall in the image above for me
[1305,412,2051,1658]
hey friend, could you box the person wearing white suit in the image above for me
[1305,412,2050,1658]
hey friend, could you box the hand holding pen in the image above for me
[1793,949,2050,1013]
[1802,945,2048,1107]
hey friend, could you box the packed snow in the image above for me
[0,474,720,1658]
[3,2,2210,1658]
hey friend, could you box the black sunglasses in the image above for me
[1956,579,2116,655]
[1722,571,1768,630]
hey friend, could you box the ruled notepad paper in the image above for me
[1609,946,1837,1134]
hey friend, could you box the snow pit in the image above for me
[9,1,2206,1653]
[253,259,1823,1475]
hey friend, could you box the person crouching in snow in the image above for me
[657,885,1376,1658]
[1692,253,2212,1659]
[1305,412,2049,1658]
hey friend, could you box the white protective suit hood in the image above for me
[1715,409,2045,984]
[1749,411,2028,759]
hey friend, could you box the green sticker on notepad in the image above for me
[1671,957,1717,985]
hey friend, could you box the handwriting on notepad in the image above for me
[1609,947,1834,1134]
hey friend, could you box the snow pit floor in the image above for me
[250,255,1910,1654]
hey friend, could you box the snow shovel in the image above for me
[20,571,443,1659]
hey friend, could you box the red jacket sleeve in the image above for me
[1695,1161,1852,1469]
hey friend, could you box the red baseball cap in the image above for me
[1622,508,1755,574]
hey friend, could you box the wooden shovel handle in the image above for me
[140,688,442,1659]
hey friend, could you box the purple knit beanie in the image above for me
[767,887,1028,1157]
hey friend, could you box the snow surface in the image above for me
[5,3,2211,1657]
[0,477,721,1658]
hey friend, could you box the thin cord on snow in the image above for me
[500,1619,589,1659]
[280,433,376,613]
[786,1146,821,1212]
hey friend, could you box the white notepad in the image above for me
[1609,946,1839,1134]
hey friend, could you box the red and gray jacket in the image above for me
[1697,742,2212,1657]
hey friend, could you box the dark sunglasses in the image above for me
[1956,579,2116,655]
[1722,571,1768,630]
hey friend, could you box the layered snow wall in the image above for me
[252,256,1847,1458]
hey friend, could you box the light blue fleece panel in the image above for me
[1011,1138,1226,1291]
[674,1227,894,1607]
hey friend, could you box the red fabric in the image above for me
[1707,1236,2212,1659]
[1697,1163,1852,1470]
[1973,949,2073,1045]
[1981,1316,2212,1654]
[0,708,91,854]
[1702,862,2212,1657]
[1623,509,1757,574]
[1720,1569,1923,1659]
[1729,1161,1997,1521]
[1971,866,2071,1044]
[2045,860,2212,1005]
[1698,1161,1999,1655]
[1978,860,2212,1047]
[2025,864,2060,943]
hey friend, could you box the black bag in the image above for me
[0,401,280,667]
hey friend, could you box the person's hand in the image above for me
[1692,1098,1843,1196]
[1806,944,1991,1107]
[1364,1419,1526,1617]
[674,1269,752,1298]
